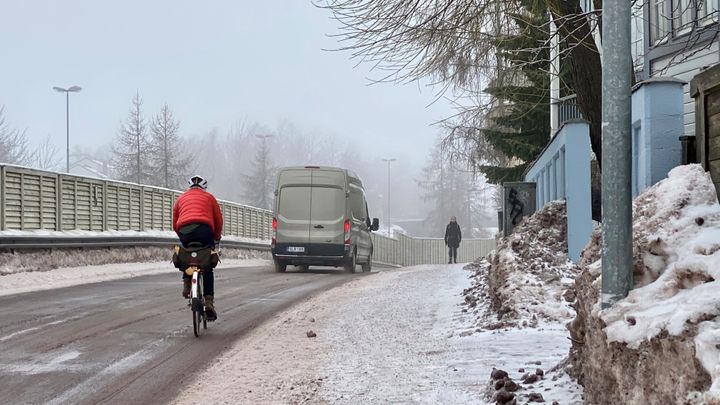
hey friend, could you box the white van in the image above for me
[271,166,379,273]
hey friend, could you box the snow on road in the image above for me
[1,259,271,297]
[172,264,582,404]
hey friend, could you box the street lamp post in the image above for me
[53,86,82,173]
[381,158,396,234]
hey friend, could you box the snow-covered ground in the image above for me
[1,258,271,297]
[172,264,582,404]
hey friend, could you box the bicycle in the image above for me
[186,265,207,337]
[173,242,219,337]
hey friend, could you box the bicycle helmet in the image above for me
[188,175,208,189]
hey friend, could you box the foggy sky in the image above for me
[0,1,454,165]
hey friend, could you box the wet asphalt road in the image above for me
[0,264,370,404]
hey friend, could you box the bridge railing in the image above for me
[371,233,495,266]
[1,164,495,266]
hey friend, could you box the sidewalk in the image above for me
[172,264,582,404]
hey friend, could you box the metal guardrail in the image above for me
[0,235,271,251]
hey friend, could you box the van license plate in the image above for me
[287,246,305,253]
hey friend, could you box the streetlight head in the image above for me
[68,86,82,92]
[53,86,66,93]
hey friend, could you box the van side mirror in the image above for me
[371,218,380,231]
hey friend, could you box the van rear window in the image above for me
[311,187,344,221]
[278,187,311,220]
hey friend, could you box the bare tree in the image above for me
[0,106,32,165]
[33,135,62,170]
[148,104,192,189]
[318,0,603,163]
[111,92,151,184]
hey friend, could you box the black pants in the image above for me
[448,247,458,262]
[177,223,215,296]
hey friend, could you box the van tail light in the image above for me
[272,218,277,247]
[344,219,351,245]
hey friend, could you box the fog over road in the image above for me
[0,264,368,404]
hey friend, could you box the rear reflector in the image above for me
[272,218,277,247]
[344,219,351,245]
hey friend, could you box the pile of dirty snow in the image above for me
[569,164,720,404]
[0,244,269,275]
[463,202,579,330]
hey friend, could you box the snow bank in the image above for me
[0,229,270,245]
[0,243,270,276]
[570,164,720,404]
[1,258,271,297]
[463,201,579,330]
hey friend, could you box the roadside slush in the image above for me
[171,264,485,404]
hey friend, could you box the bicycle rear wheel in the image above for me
[192,272,204,337]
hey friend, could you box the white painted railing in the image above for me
[371,233,495,266]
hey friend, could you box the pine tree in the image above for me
[243,135,275,209]
[478,2,566,184]
[111,92,151,184]
[419,141,489,237]
[148,104,192,189]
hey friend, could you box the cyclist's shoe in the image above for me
[182,279,191,299]
[205,295,217,321]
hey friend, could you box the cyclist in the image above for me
[172,175,223,321]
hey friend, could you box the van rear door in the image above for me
[308,170,346,256]
[276,169,312,252]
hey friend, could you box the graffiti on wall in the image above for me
[502,182,536,237]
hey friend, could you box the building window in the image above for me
[651,0,719,44]
[674,0,693,33]
[651,0,671,43]
[698,0,719,23]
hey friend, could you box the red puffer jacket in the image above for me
[173,188,224,240]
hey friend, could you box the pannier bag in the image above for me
[172,245,220,270]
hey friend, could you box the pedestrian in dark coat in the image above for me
[444,216,462,264]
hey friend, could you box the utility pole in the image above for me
[601,0,633,308]
[381,158,396,234]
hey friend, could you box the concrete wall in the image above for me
[650,42,719,137]
[524,121,592,262]
[631,79,686,196]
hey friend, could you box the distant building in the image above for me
[70,156,113,180]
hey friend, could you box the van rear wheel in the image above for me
[344,251,357,274]
[361,253,372,272]
[274,260,287,273]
